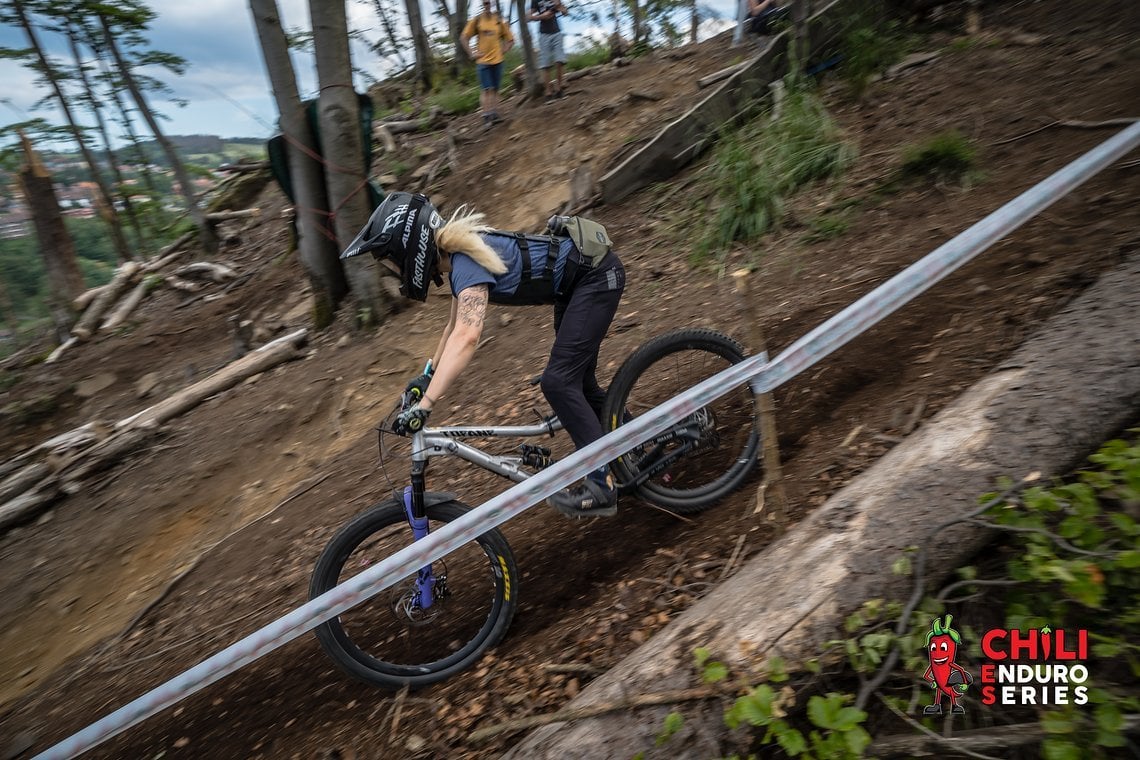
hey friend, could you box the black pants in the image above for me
[541,251,625,451]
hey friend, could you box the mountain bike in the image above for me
[309,328,761,689]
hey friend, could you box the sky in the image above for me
[0,0,738,147]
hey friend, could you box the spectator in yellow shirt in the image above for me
[462,0,515,128]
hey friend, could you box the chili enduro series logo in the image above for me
[920,615,1092,715]
[979,623,1090,707]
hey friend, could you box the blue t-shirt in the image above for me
[448,232,577,305]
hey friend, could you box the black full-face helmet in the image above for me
[341,192,445,301]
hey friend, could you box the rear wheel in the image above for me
[602,328,760,513]
[310,500,518,689]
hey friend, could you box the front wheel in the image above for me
[602,328,761,513]
[310,500,519,689]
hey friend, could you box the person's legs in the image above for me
[543,255,625,516]
[552,301,607,422]
[476,65,495,124]
[487,63,503,119]
[553,34,566,95]
[542,283,621,450]
[538,34,555,96]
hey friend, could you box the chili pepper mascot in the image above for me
[923,614,972,714]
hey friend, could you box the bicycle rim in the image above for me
[310,501,518,689]
[605,329,760,512]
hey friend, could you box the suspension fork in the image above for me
[403,433,437,609]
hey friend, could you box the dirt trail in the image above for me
[1,1,1138,758]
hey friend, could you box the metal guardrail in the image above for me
[36,121,1140,759]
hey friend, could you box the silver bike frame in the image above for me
[410,417,565,483]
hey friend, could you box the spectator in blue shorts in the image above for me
[528,0,568,101]
[463,0,515,127]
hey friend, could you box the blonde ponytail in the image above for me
[436,205,507,274]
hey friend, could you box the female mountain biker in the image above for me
[341,192,626,518]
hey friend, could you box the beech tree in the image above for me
[249,0,347,327]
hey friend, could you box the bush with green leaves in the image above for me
[982,432,1140,759]
[650,434,1138,759]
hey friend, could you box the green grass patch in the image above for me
[428,81,481,115]
[694,82,855,264]
[567,44,610,72]
[900,129,977,182]
[802,211,851,244]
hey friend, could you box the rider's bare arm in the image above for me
[419,285,488,411]
[429,297,459,372]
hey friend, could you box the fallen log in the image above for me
[141,230,198,272]
[43,336,79,365]
[0,462,52,505]
[72,284,109,312]
[57,427,159,494]
[163,275,204,293]
[217,161,269,173]
[375,124,397,153]
[0,485,59,532]
[697,61,748,89]
[173,262,239,283]
[101,276,160,331]
[116,328,309,431]
[71,261,142,340]
[502,254,1140,758]
[204,208,260,222]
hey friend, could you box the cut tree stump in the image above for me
[502,254,1140,759]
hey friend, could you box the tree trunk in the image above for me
[97,13,219,256]
[502,255,1140,758]
[689,0,698,43]
[514,0,543,97]
[402,0,435,91]
[309,0,395,323]
[11,0,134,265]
[66,23,147,258]
[16,131,85,334]
[249,0,347,327]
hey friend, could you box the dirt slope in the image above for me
[1,1,1137,758]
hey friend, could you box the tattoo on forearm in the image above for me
[458,288,487,328]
